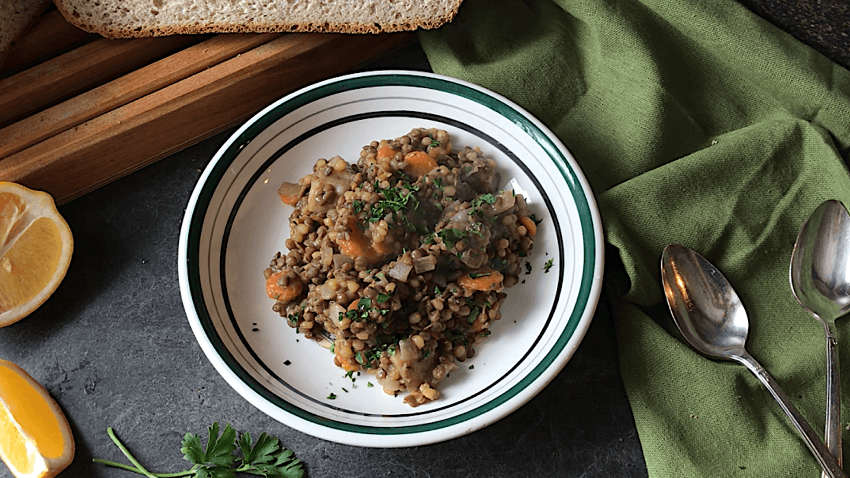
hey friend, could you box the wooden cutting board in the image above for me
[0,10,415,205]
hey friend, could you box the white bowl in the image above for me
[178,70,604,447]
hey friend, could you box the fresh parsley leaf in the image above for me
[237,431,276,466]
[544,259,554,273]
[327,393,337,400]
[182,422,238,469]
[94,423,304,478]
[376,292,391,303]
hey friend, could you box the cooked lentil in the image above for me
[265,127,537,407]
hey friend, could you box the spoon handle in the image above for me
[824,320,843,476]
[736,351,847,478]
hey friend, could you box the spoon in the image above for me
[791,199,850,475]
[661,244,847,478]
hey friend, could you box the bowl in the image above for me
[178,70,604,447]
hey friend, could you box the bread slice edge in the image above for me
[53,0,464,38]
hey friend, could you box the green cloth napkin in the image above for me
[420,0,850,476]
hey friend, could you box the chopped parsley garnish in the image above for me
[377,292,391,303]
[466,299,481,324]
[327,393,336,400]
[433,177,444,189]
[438,228,467,250]
[468,271,492,279]
[368,181,420,224]
[352,200,365,214]
[529,214,543,226]
[428,134,441,147]
[469,193,496,208]
[544,259,554,273]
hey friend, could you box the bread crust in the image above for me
[53,0,462,39]
[0,0,52,66]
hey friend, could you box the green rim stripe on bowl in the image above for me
[186,72,599,435]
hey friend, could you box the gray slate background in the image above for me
[1,1,848,477]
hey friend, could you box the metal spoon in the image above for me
[661,244,847,478]
[791,199,850,475]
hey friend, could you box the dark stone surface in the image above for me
[0,2,846,477]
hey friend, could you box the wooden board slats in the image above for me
[0,33,280,159]
[0,10,415,205]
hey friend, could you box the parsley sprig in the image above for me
[93,422,304,478]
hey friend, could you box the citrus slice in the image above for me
[0,182,73,327]
[0,359,74,478]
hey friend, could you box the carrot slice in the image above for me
[518,215,537,237]
[277,182,303,206]
[337,354,361,372]
[338,225,384,263]
[278,192,300,206]
[457,269,504,291]
[371,237,395,255]
[377,144,398,160]
[402,150,438,177]
[266,272,303,302]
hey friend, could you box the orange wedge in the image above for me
[0,359,75,478]
[0,182,73,327]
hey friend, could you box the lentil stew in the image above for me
[264,127,537,407]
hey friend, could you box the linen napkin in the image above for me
[420,0,850,476]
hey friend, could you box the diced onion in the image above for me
[333,254,354,268]
[328,303,345,328]
[413,255,437,273]
[387,261,413,282]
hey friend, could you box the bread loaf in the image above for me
[0,0,51,67]
[53,0,464,39]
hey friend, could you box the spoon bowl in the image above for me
[790,199,850,475]
[790,199,850,321]
[661,244,749,360]
[661,243,847,478]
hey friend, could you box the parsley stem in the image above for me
[92,457,197,478]
[98,427,198,478]
[105,427,159,478]
[91,459,149,474]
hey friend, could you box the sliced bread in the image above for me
[0,0,51,67]
[54,0,464,39]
